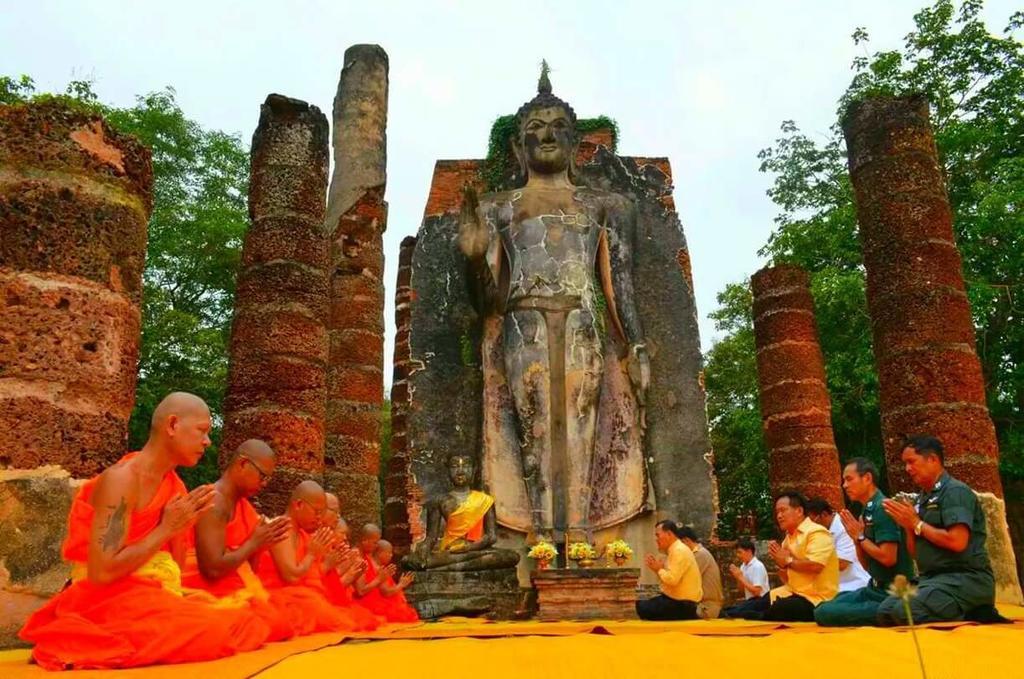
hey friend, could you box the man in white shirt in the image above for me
[808,497,870,592]
[731,537,769,600]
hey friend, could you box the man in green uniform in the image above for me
[877,436,996,625]
[815,457,914,626]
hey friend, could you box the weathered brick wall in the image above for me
[843,95,1002,496]
[383,235,417,553]
[324,45,389,528]
[751,264,844,509]
[222,95,330,513]
[0,102,152,477]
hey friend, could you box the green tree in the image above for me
[706,0,1024,536]
[2,77,248,487]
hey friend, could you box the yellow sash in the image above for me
[440,490,494,549]
[69,552,266,609]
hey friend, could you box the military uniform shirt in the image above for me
[861,489,915,589]
[915,472,992,577]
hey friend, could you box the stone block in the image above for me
[0,466,78,649]
[976,493,1023,605]
[531,568,639,621]
[404,567,523,620]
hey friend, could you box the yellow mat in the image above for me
[260,625,1024,679]
[3,606,1022,678]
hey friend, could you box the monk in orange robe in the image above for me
[20,392,270,670]
[318,504,380,630]
[255,480,362,634]
[181,439,294,640]
[354,527,419,623]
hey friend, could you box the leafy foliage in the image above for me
[2,77,248,487]
[706,0,1024,537]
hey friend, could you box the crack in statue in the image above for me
[459,65,650,543]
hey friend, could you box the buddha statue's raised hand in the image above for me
[457,183,487,259]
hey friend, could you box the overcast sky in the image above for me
[3,0,1017,378]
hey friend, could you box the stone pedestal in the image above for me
[404,568,522,620]
[976,493,1024,605]
[0,467,79,648]
[531,568,639,621]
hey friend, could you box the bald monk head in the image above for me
[322,492,340,530]
[359,523,382,557]
[288,480,327,532]
[225,439,276,497]
[335,517,350,543]
[373,539,395,567]
[148,392,212,467]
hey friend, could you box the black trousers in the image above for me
[636,594,699,621]
[721,593,816,622]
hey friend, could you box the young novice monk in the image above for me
[317,499,380,630]
[355,530,419,623]
[20,393,270,670]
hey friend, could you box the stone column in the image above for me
[845,95,1021,604]
[323,44,389,527]
[222,95,330,513]
[0,102,152,477]
[843,95,1002,496]
[0,101,151,647]
[751,265,844,508]
[383,236,417,554]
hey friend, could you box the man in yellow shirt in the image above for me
[723,493,838,621]
[636,520,702,620]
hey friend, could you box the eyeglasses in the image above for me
[240,456,272,482]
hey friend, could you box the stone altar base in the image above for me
[531,568,639,621]
[404,568,523,620]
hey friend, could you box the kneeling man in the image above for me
[636,520,702,620]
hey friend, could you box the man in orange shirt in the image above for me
[20,393,270,670]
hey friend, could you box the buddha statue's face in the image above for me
[448,455,474,488]
[519,105,574,176]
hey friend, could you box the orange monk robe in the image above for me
[19,454,269,671]
[180,497,294,641]
[322,568,382,630]
[356,557,420,623]
[255,528,361,635]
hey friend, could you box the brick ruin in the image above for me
[0,101,152,645]
[221,95,331,513]
[0,102,153,477]
[751,264,844,509]
[323,45,389,527]
[844,94,1020,603]
[843,95,1002,496]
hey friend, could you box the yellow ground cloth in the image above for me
[3,606,1022,678]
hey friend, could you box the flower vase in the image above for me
[537,559,551,571]
[578,558,594,568]
[613,556,627,567]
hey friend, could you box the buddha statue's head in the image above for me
[513,61,578,183]
[447,454,476,489]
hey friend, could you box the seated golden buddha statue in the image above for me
[403,455,520,572]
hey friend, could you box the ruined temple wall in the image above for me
[0,102,152,477]
[323,45,389,527]
[222,95,330,513]
[751,264,844,509]
[843,95,1002,496]
[382,236,417,553]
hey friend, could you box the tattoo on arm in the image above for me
[101,498,128,553]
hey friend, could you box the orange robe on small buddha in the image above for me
[180,497,294,641]
[19,454,269,671]
[255,527,361,634]
[356,557,420,623]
